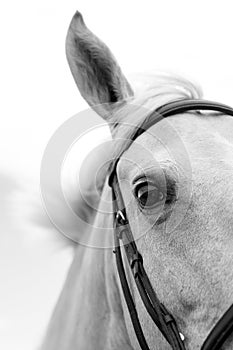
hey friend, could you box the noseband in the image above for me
[108,99,233,350]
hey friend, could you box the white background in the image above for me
[0,1,233,349]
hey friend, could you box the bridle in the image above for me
[108,99,233,350]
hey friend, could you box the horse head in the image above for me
[42,11,233,350]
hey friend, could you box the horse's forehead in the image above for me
[118,113,233,178]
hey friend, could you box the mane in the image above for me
[113,72,202,131]
[73,73,203,242]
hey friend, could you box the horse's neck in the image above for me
[41,239,133,350]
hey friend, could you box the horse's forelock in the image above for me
[108,72,202,161]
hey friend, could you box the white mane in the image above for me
[130,72,202,101]
[113,72,203,127]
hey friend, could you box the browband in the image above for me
[109,99,233,186]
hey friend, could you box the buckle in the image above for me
[116,210,127,225]
[130,252,143,278]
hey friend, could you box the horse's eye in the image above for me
[134,182,164,208]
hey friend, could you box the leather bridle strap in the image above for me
[112,178,185,350]
[108,98,233,350]
[201,304,233,350]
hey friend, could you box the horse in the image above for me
[41,11,233,350]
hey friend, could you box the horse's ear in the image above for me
[66,11,133,122]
